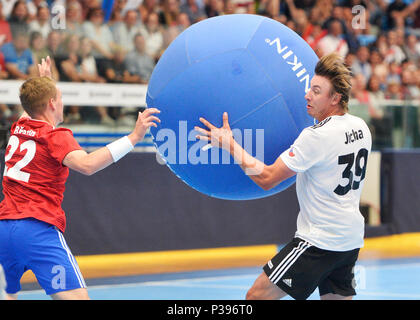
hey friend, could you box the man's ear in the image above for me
[332,92,342,105]
[48,97,56,111]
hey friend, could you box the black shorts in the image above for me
[263,237,360,300]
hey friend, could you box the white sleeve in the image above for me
[280,128,325,173]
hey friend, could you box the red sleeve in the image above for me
[47,128,83,164]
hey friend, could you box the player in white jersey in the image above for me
[195,53,372,300]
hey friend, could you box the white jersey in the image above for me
[280,113,372,251]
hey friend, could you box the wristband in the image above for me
[106,136,134,162]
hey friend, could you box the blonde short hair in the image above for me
[19,76,57,117]
[315,53,352,112]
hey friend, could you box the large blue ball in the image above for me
[147,14,318,200]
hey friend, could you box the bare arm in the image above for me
[63,108,160,175]
[195,112,296,190]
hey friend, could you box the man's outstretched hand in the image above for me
[38,56,52,78]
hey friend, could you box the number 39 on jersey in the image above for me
[334,148,368,196]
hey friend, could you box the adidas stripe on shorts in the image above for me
[263,237,359,300]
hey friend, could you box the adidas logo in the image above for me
[282,278,292,287]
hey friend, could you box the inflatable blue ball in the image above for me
[147,14,318,200]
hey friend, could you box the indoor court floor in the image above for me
[17,233,420,300]
[18,258,420,300]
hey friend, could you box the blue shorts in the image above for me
[0,218,86,295]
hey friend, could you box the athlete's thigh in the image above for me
[17,219,87,296]
[0,220,27,295]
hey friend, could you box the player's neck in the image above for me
[29,113,57,128]
[317,106,345,122]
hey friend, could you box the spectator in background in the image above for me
[78,36,106,83]
[384,29,406,64]
[224,0,238,15]
[77,36,114,125]
[44,30,62,81]
[140,11,164,62]
[125,33,155,84]
[402,0,420,31]
[160,0,181,27]
[351,73,369,105]
[27,0,46,22]
[303,22,327,54]
[387,61,401,84]
[367,74,386,104]
[317,18,349,57]
[366,74,385,120]
[401,67,420,100]
[102,46,142,125]
[205,0,223,18]
[0,31,35,123]
[8,0,29,39]
[1,33,36,80]
[258,0,282,20]
[340,5,361,53]
[176,12,191,31]
[371,32,388,58]
[82,7,116,61]
[58,33,84,123]
[108,0,129,27]
[103,46,141,84]
[122,0,143,17]
[285,0,311,36]
[1,0,18,20]
[386,0,407,30]
[350,72,384,123]
[28,4,51,40]
[403,34,420,64]
[138,0,159,22]
[58,34,82,82]
[30,31,48,64]
[369,50,388,92]
[385,80,403,100]
[62,0,84,38]
[112,9,143,53]
[180,0,206,24]
[46,30,62,58]
[352,46,372,81]
[0,1,12,48]
[162,25,181,50]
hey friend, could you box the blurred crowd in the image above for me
[0,0,419,131]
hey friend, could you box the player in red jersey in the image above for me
[0,57,160,299]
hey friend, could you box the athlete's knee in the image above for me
[246,273,285,300]
[245,286,259,300]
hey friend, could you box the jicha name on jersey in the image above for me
[344,128,364,145]
[311,116,365,145]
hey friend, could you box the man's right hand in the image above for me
[128,108,161,146]
[38,56,52,78]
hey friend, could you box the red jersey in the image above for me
[0,117,82,232]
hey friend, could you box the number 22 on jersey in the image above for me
[4,135,36,183]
